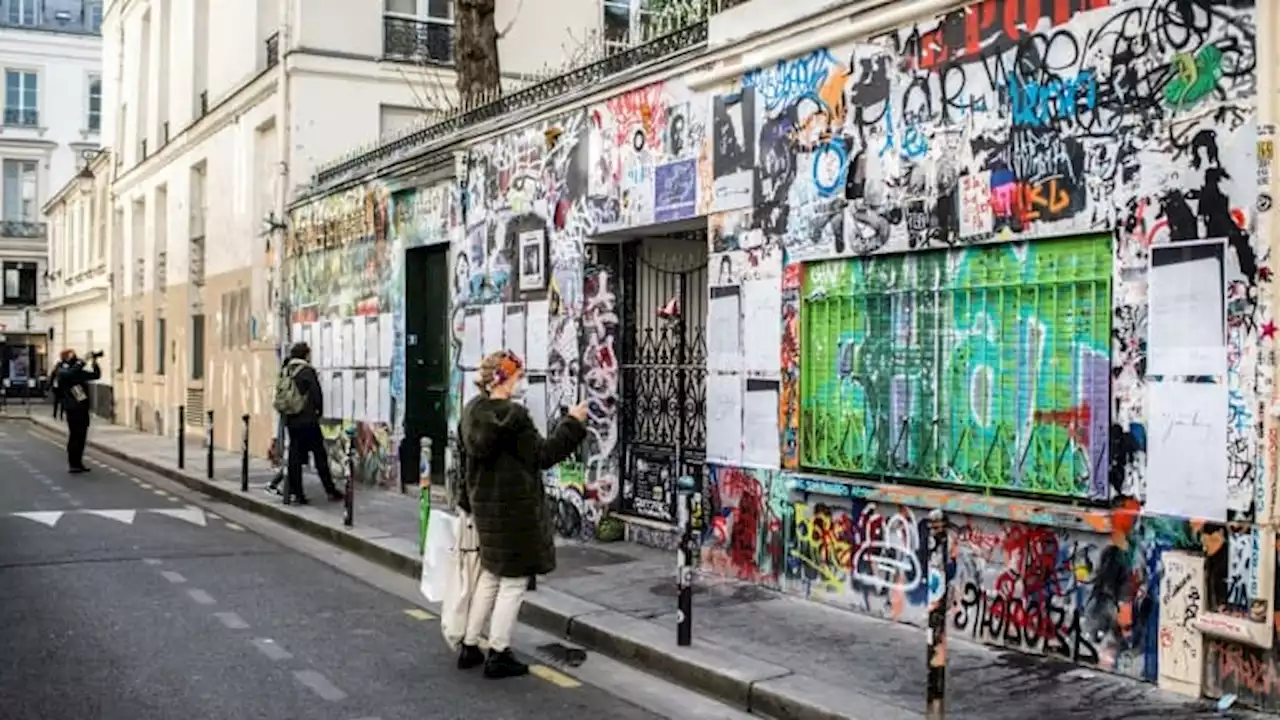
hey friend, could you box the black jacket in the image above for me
[283,359,324,426]
[56,359,100,409]
[458,396,586,578]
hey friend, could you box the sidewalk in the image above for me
[19,413,1262,720]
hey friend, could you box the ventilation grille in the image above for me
[184,388,204,427]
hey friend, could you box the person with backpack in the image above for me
[273,342,343,504]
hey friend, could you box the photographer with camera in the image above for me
[55,349,102,473]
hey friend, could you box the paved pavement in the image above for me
[17,412,1276,720]
[0,421,719,720]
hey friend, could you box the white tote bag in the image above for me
[440,511,482,649]
[420,508,458,603]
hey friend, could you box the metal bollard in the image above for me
[418,437,432,554]
[343,427,355,527]
[206,410,214,480]
[178,405,185,468]
[240,414,250,492]
[676,474,696,647]
[926,508,949,720]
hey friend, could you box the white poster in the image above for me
[342,369,357,421]
[328,370,344,421]
[319,321,334,369]
[290,322,302,345]
[482,303,505,355]
[742,379,780,468]
[378,313,395,367]
[1149,243,1226,377]
[340,320,355,367]
[353,317,368,368]
[462,309,483,368]
[380,372,393,424]
[526,375,548,436]
[505,305,527,361]
[741,280,781,375]
[1144,380,1228,521]
[364,316,380,368]
[708,288,741,373]
[525,300,550,371]
[706,374,743,465]
[352,372,368,422]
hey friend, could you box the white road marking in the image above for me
[150,507,207,526]
[251,638,293,661]
[187,589,216,605]
[142,558,162,565]
[160,571,186,584]
[224,523,245,531]
[85,509,136,524]
[13,511,63,527]
[214,612,249,629]
[292,670,347,702]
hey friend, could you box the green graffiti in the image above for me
[1164,46,1223,109]
[799,235,1112,499]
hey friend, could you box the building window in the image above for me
[88,3,102,32]
[4,159,37,223]
[155,318,166,375]
[7,0,38,26]
[191,313,205,380]
[603,0,650,53]
[87,75,101,131]
[134,318,144,373]
[115,322,124,371]
[382,0,453,64]
[4,71,37,126]
[2,261,36,305]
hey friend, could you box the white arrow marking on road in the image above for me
[149,507,207,527]
[85,509,136,525]
[13,511,63,527]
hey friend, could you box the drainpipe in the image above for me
[272,0,293,456]
[1193,0,1278,651]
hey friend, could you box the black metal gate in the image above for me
[619,232,708,524]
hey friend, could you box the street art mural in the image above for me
[286,187,397,487]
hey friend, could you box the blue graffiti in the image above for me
[811,141,848,197]
[743,48,838,112]
[902,124,928,159]
[1007,71,1098,127]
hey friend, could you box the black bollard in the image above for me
[178,405,185,468]
[676,474,696,647]
[206,410,214,480]
[926,508,949,719]
[240,414,250,492]
[343,427,355,527]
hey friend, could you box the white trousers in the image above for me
[464,570,527,652]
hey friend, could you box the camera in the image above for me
[88,350,104,360]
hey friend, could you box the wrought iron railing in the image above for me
[3,108,37,126]
[189,236,206,286]
[139,138,148,161]
[383,16,453,65]
[266,31,280,69]
[161,120,170,145]
[316,18,708,187]
[198,90,209,117]
[0,221,44,238]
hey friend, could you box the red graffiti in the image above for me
[1211,640,1280,700]
[605,83,669,151]
[909,0,1113,70]
[990,177,1076,223]
[1034,403,1091,450]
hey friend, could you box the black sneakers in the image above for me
[483,649,529,679]
[457,644,485,670]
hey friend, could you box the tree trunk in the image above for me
[454,0,501,105]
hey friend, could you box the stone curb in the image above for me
[21,416,886,720]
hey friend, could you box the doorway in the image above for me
[403,244,449,487]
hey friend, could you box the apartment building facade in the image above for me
[0,0,102,393]
[105,0,589,452]
[41,146,111,416]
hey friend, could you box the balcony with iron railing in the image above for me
[383,16,453,65]
[0,6,102,35]
[0,221,45,239]
[4,108,38,127]
[189,236,206,287]
[266,31,280,69]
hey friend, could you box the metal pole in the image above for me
[241,413,250,491]
[206,410,214,480]
[343,426,355,527]
[178,405,185,468]
[926,508,949,720]
[676,474,695,647]
[418,437,432,553]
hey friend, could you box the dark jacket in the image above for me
[283,358,323,426]
[56,359,100,410]
[458,396,586,578]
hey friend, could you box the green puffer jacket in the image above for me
[458,396,587,578]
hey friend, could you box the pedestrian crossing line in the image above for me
[7,506,210,527]
[529,664,582,689]
[404,608,435,621]
[224,522,245,531]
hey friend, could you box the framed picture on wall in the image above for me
[518,229,547,291]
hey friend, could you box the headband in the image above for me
[493,352,524,387]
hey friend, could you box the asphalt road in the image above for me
[0,421,674,720]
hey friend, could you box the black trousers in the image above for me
[52,395,62,419]
[286,423,339,499]
[65,406,90,469]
